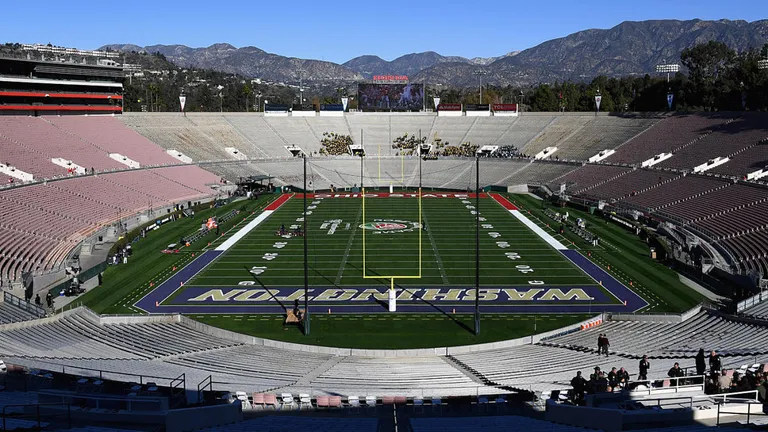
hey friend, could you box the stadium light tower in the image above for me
[473,70,488,103]
[759,59,768,70]
[655,64,680,83]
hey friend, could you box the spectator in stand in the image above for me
[638,355,650,381]
[709,351,722,376]
[596,371,609,393]
[597,334,606,355]
[758,375,768,402]
[590,366,601,380]
[695,349,707,376]
[570,371,587,402]
[617,367,630,389]
[319,132,354,156]
[668,362,685,386]
[601,334,610,356]
[607,367,619,388]
[717,370,732,393]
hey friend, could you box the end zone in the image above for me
[134,194,293,312]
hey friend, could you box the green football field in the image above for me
[77,190,703,349]
[183,193,604,293]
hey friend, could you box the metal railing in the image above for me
[2,403,71,432]
[711,389,759,403]
[716,398,766,426]
[639,395,694,409]
[18,361,183,388]
[738,291,768,313]
[2,291,46,318]
[198,375,213,404]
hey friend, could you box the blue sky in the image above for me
[1,0,766,63]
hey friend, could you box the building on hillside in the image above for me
[0,47,124,115]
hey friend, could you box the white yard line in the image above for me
[335,205,363,284]
[422,212,449,284]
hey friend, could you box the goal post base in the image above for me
[389,278,396,312]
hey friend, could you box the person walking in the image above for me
[695,348,707,377]
[602,334,610,356]
[638,355,650,381]
[709,351,722,376]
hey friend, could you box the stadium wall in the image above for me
[605,304,702,323]
[165,403,241,432]
[177,311,604,356]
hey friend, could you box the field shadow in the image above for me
[245,266,287,313]
[308,265,343,290]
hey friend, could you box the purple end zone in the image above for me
[560,249,648,311]
[135,239,648,315]
[135,250,223,313]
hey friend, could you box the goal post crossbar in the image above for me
[361,186,423,280]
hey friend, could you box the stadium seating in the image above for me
[0,165,218,281]
[522,116,658,161]
[659,183,767,223]
[548,164,633,194]
[709,142,768,178]
[721,229,768,275]
[304,356,481,397]
[45,116,180,166]
[608,114,732,165]
[506,162,580,186]
[621,175,730,210]
[0,310,242,359]
[520,116,592,158]
[742,299,768,320]
[540,310,768,357]
[165,344,334,385]
[554,116,659,161]
[431,117,477,147]
[500,115,558,151]
[0,300,43,324]
[580,169,681,201]
[657,115,768,170]
[0,116,125,178]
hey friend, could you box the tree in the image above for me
[681,41,736,110]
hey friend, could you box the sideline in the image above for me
[489,193,567,250]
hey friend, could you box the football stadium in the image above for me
[1,30,768,432]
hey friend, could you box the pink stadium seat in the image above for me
[328,396,342,408]
[315,395,329,408]
[263,393,278,410]
[46,116,179,167]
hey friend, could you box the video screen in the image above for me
[357,83,424,111]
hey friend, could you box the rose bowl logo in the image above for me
[360,219,421,234]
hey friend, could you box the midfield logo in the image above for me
[360,219,421,234]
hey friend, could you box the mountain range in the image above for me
[102,19,768,87]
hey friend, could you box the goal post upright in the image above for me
[474,155,480,335]
[303,153,310,335]
[361,150,423,314]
